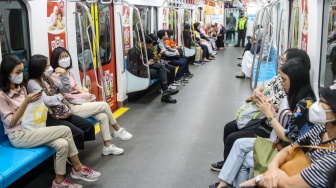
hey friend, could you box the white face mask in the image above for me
[9,73,23,84]
[59,57,71,68]
[309,101,335,125]
[44,66,54,77]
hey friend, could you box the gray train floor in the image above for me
[24,47,252,188]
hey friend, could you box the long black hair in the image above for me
[28,54,48,79]
[281,58,315,110]
[0,55,23,92]
[51,47,73,70]
[284,48,311,70]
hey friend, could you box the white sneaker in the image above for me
[102,144,124,155]
[168,85,177,90]
[52,179,82,188]
[112,127,132,140]
[172,81,181,86]
[70,166,101,182]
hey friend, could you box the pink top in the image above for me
[0,86,26,134]
[51,70,91,101]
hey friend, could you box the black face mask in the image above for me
[153,41,158,45]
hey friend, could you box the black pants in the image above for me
[237,29,247,46]
[165,64,176,85]
[150,63,168,90]
[222,120,270,162]
[46,114,95,149]
[242,42,252,56]
[199,43,210,59]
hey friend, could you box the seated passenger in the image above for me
[148,33,178,85]
[164,29,181,49]
[0,55,101,188]
[157,30,189,84]
[210,48,312,172]
[26,55,96,150]
[236,26,268,79]
[209,58,316,188]
[239,84,336,188]
[50,47,132,155]
[144,35,179,103]
[183,23,204,65]
[193,22,216,59]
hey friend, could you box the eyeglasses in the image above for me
[278,56,286,62]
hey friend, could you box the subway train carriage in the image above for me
[0,0,335,187]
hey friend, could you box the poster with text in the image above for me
[123,5,131,56]
[162,8,167,30]
[47,0,66,57]
[301,0,308,52]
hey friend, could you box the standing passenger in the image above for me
[235,12,247,47]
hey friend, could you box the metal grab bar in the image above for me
[117,12,125,73]
[76,2,107,102]
[86,0,98,3]
[276,9,286,71]
[74,12,87,87]
[100,0,112,4]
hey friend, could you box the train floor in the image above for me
[23,47,252,188]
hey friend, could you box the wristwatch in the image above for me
[266,116,273,123]
[255,174,263,186]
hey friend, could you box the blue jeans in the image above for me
[218,138,256,187]
[169,58,186,81]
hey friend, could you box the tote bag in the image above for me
[21,99,48,130]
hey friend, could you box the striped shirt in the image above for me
[293,124,336,187]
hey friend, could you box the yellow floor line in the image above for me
[95,107,129,134]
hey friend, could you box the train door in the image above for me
[320,0,335,87]
[0,1,30,74]
[74,2,117,110]
[225,8,239,47]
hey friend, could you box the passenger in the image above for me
[209,58,316,188]
[50,47,132,155]
[210,48,312,172]
[157,29,189,84]
[235,11,247,47]
[148,33,178,87]
[164,29,181,49]
[239,84,336,188]
[144,35,179,103]
[0,55,101,188]
[199,22,217,52]
[26,54,96,150]
[183,23,204,65]
[212,22,225,50]
[192,23,212,62]
[236,26,269,79]
[193,22,216,57]
[329,164,336,188]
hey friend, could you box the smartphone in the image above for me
[39,88,45,93]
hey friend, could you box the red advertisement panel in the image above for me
[301,0,308,52]
[123,6,131,56]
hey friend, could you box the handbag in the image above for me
[21,99,48,130]
[253,137,278,176]
[30,77,72,119]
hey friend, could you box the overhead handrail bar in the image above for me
[112,0,124,5]
[86,0,98,3]
[100,0,113,4]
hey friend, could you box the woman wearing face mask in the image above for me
[209,58,316,188]
[50,47,131,155]
[240,84,336,188]
[0,55,101,188]
[26,54,95,150]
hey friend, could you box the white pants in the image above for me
[242,51,255,77]
[70,102,117,141]
[201,41,214,54]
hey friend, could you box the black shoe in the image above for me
[162,88,179,97]
[237,63,242,67]
[234,44,240,47]
[208,182,220,188]
[161,96,177,103]
[237,57,243,60]
[235,75,245,79]
[211,161,224,171]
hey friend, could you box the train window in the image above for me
[135,6,150,35]
[0,1,30,68]
[98,4,112,66]
[320,0,336,86]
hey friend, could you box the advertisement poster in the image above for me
[47,0,66,57]
[104,70,114,101]
[123,5,131,56]
[301,0,308,52]
[162,8,167,30]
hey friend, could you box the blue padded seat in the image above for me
[86,117,99,125]
[150,78,159,85]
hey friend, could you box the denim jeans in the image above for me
[218,138,256,187]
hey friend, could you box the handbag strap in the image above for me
[29,76,55,96]
[297,143,336,150]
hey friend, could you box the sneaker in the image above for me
[52,179,82,188]
[193,61,203,65]
[168,85,177,90]
[161,96,177,103]
[162,88,179,97]
[172,81,181,86]
[102,144,124,155]
[208,182,220,188]
[70,166,101,182]
[211,161,224,171]
[112,127,132,140]
[237,56,243,60]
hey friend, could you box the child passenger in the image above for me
[0,55,101,188]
